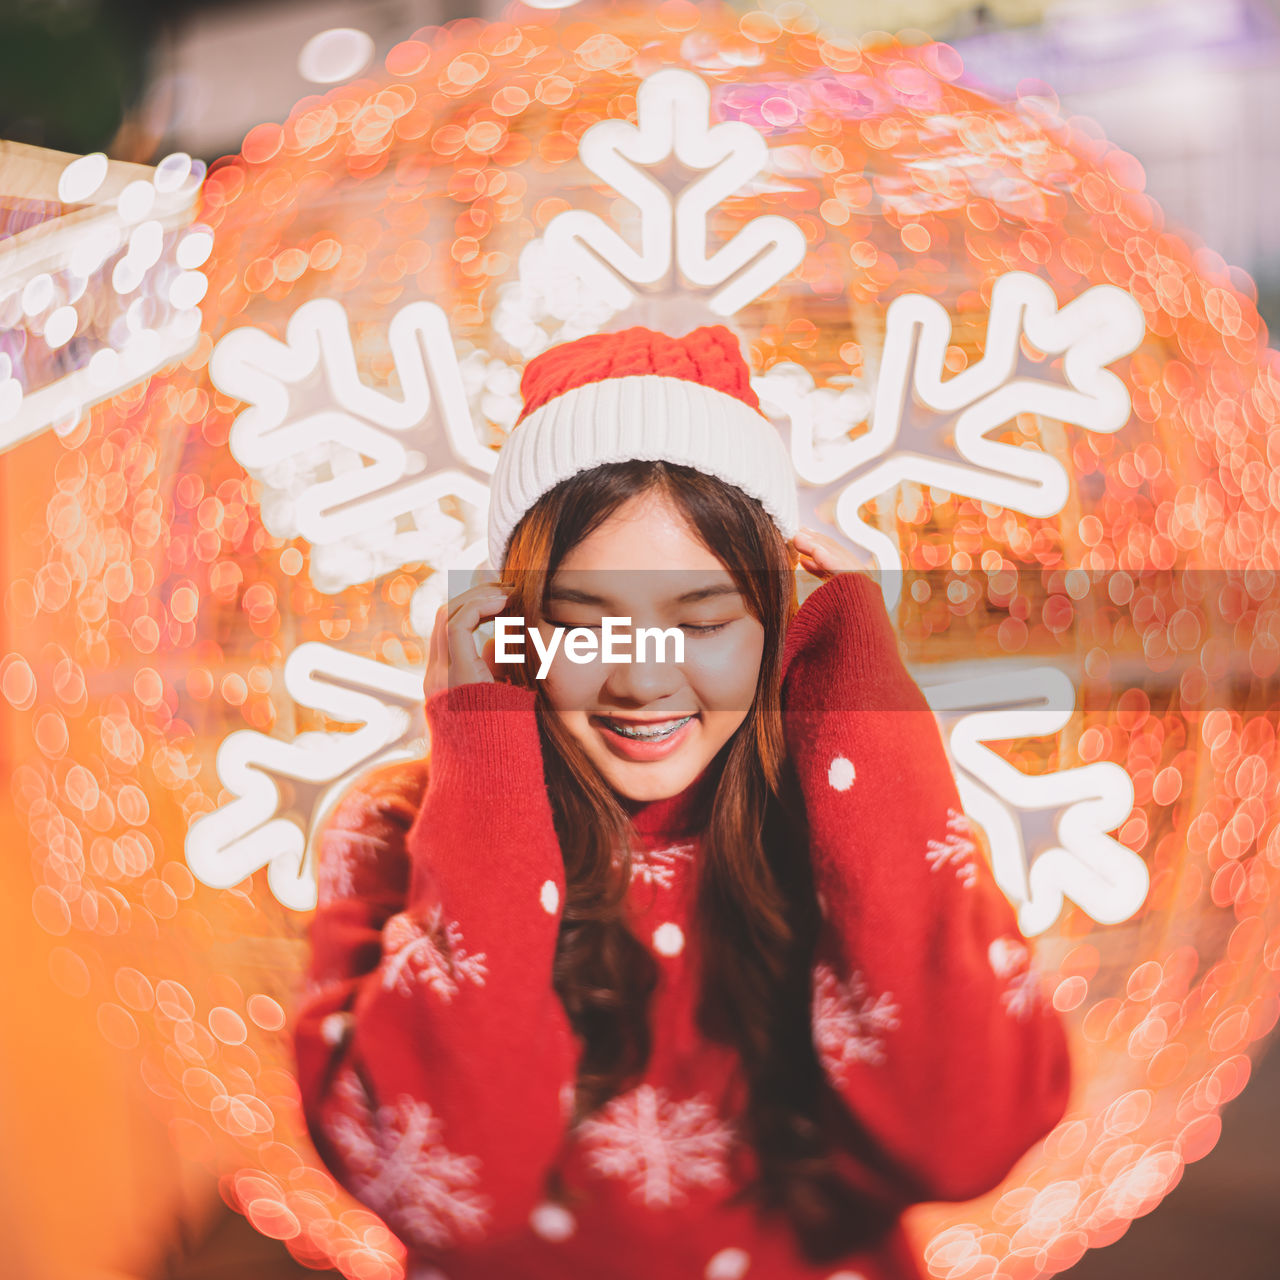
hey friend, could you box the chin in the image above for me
[595,756,706,803]
[559,709,737,804]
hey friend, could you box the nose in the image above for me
[600,636,687,706]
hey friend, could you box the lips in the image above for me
[590,712,699,761]
[599,714,696,739]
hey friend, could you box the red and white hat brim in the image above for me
[487,374,799,568]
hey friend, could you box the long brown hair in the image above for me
[500,461,895,1260]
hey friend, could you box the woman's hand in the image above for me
[791,525,869,582]
[423,576,512,701]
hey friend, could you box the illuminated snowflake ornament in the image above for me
[757,270,1146,608]
[209,297,494,614]
[184,641,426,911]
[922,664,1149,938]
[7,3,1280,1279]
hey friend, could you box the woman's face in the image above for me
[532,489,765,803]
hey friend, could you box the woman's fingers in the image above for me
[424,582,513,696]
[793,526,837,579]
[792,526,868,579]
[479,633,500,682]
[445,584,511,685]
[424,603,451,700]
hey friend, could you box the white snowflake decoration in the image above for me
[542,68,806,319]
[924,807,980,889]
[575,1084,734,1208]
[922,665,1148,937]
[988,936,1042,1021]
[185,642,425,913]
[1001,969,1043,1021]
[626,840,696,890]
[321,1066,491,1249]
[316,826,388,903]
[495,67,805,360]
[381,906,488,1001]
[758,270,1146,613]
[753,360,871,480]
[811,961,901,1081]
[209,297,495,596]
[193,55,1151,957]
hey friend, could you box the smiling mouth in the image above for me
[592,714,698,742]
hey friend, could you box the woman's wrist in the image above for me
[427,678,537,716]
[782,572,914,708]
[424,679,546,797]
[415,679,563,900]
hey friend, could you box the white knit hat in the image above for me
[487,324,799,567]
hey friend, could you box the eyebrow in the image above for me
[545,583,743,606]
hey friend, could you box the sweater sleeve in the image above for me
[292,680,579,1253]
[781,573,1072,1205]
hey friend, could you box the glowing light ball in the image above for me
[5,2,1280,1278]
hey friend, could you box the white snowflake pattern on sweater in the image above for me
[381,906,488,1000]
[575,1084,734,1208]
[811,962,901,1079]
[302,970,349,1000]
[321,1065,491,1249]
[924,807,979,888]
[988,936,1041,1021]
[628,840,696,890]
[317,826,388,903]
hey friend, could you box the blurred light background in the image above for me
[1,0,1277,1277]
[6,0,1279,329]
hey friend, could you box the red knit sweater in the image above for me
[293,572,1072,1280]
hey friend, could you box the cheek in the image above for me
[554,708,594,750]
[686,629,765,712]
[539,652,603,712]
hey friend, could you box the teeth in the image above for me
[604,715,693,741]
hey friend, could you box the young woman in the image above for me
[293,326,1071,1280]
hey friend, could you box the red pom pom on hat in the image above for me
[487,323,797,568]
[517,325,762,422]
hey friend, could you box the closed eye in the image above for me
[543,620,732,635]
